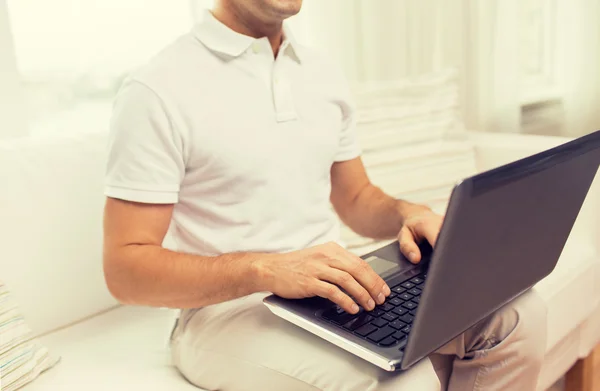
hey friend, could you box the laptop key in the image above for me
[371,318,388,328]
[343,314,374,331]
[401,325,411,334]
[412,296,421,304]
[322,307,359,325]
[402,302,417,310]
[392,307,407,316]
[369,308,386,317]
[389,298,404,306]
[392,286,406,294]
[382,313,398,322]
[408,288,421,296]
[390,320,407,330]
[381,303,395,312]
[400,282,415,289]
[355,324,378,337]
[410,277,424,285]
[399,293,414,301]
[410,309,418,316]
[399,314,414,324]
[367,326,396,343]
[388,292,397,299]
[392,331,406,339]
[379,336,398,347]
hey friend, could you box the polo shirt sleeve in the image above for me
[334,78,362,163]
[105,80,185,204]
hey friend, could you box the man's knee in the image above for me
[478,290,547,363]
[512,290,547,360]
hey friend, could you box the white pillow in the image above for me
[0,281,60,391]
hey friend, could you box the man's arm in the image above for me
[103,198,266,308]
[103,79,390,312]
[103,197,390,312]
[330,157,443,263]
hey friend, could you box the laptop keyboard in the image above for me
[320,273,427,349]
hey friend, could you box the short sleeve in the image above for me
[333,74,362,162]
[105,79,185,204]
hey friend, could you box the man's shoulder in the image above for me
[126,31,219,100]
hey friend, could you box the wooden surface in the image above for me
[566,343,600,391]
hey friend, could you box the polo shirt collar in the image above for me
[282,22,302,63]
[194,10,302,62]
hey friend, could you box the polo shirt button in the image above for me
[252,42,261,54]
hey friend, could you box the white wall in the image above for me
[559,0,600,136]
[0,0,26,139]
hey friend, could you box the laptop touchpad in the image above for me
[364,256,398,277]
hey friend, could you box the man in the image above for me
[103,0,547,390]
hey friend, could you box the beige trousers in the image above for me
[171,291,546,391]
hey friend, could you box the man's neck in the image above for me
[212,4,284,56]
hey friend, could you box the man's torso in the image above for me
[107,12,359,256]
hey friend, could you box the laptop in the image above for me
[263,130,600,371]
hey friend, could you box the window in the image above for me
[519,0,565,136]
[519,0,561,105]
[6,0,212,135]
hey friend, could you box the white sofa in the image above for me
[0,75,598,390]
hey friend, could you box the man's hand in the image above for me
[398,207,444,264]
[255,242,391,314]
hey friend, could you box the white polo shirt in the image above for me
[105,11,361,256]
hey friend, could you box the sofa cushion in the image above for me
[534,248,600,350]
[24,306,199,391]
[0,280,59,391]
[534,249,600,389]
[0,132,116,337]
[27,305,442,391]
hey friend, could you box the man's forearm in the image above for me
[339,184,429,240]
[104,245,269,309]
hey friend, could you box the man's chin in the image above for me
[269,0,302,18]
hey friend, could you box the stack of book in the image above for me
[341,70,479,253]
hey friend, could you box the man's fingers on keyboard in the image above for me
[330,249,389,304]
[320,268,375,311]
[398,227,421,264]
[313,281,359,314]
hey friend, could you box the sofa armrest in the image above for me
[468,131,600,256]
[468,132,573,171]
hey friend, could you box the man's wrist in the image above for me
[246,253,279,293]
[396,200,432,225]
